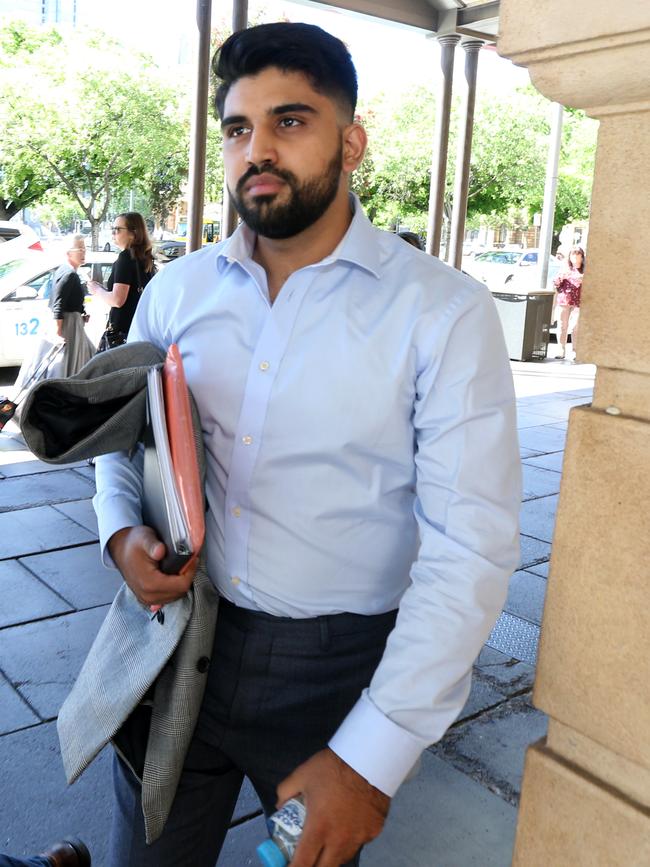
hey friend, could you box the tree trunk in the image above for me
[0,201,20,221]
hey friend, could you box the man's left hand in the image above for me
[276,748,390,867]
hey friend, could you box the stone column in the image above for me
[499,1,650,863]
[187,0,212,253]
[425,35,460,257]
[448,40,483,269]
[221,0,249,240]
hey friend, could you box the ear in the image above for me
[341,122,367,174]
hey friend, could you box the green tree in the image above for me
[0,20,186,248]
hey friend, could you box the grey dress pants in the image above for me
[109,597,398,867]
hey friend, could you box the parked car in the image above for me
[0,251,116,366]
[0,221,44,266]
[464,248,560,290]
[153,239,186,262]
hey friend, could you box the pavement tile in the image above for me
[0,671,39,734]
[487,611,540,666]
[518,534,551,569]
[0,470,95,512]
[0,459,88,478]
[456,677,507,723]
[0,505,96,559]
[520,494,558,544]
[232,777,263,823]
[72,464,96,483]
[475,646,535,695]
[0,606,108,720]
[219,815,268,866]
[521,463,562,501]
[431,695,548,805]
[516,410,562,430]
[53,499,99,536]
[0,721,112,864]
[519,445,545,459]
[0,559,72,628]
[364,750,517,866]
[504,570,548,626]
[20,544,120,610]
[517,425,567,455]
[522,450,564,473]
[526,561,550,579]
[516,399,575,421]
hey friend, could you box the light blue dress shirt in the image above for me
[94,197,521,796]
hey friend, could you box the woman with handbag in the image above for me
[553,245,585,360]
[88,212,156,351]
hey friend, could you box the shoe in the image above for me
[39,837,91,867]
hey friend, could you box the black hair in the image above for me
[568,245,585,274]
[213,22,358,122]
[398,231,423,251]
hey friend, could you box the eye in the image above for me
[278,117,302,129]
[226,125,250,138]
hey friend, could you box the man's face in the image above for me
[221,68,347,239]
[67,244,86,269]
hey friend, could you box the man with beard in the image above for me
[92,22,520,867]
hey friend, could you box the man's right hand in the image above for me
[108,526,196,608]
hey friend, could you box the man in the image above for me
[93,22,520,867]
[49,235,94,376]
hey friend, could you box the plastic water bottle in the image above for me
[257,796,306,866]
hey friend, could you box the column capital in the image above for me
[437,34,461,47]
[498,0,650,116]
[461,39,484,54]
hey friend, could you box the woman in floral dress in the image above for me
[553,246,585,359]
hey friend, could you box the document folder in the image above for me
[141,345,204,574]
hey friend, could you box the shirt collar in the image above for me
[216,194,381,280]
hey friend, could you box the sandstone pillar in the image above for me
[498,2,650,863]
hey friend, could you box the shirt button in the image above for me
[231,576,241,585]
[231,506,241,517]
[242,435,253,445]
[259,361,270,371]
[196,656,210,673]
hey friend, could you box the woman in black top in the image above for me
[88,212,155,349]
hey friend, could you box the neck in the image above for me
[252,188,353,303]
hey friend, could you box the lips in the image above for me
[244,173,286,197]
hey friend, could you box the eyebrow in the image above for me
[221,102,318,129]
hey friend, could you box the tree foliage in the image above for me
[0,20,186,246]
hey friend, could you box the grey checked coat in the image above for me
[21,342,219,843]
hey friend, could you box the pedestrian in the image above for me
[0,836,90,866]
[397,230,423,250]
[81,22,520,867]
[553,245,585,359]
[87,212,155,351]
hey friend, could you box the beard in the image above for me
[229,147,343,240]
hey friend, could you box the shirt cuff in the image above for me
[328,690,429,797]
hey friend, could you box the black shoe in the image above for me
[39,837,91,867]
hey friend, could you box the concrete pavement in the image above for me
[0,349,595,865]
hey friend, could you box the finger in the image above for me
[287,830,324,867]
[276,770,303,809]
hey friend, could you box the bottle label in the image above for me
[272,797,306,840]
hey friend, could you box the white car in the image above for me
[0,251,116,367]
[464,248,560,290]
[0,221,44,266]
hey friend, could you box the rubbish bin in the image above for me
[491,290,555,362]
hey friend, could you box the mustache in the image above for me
[236,164,296,194]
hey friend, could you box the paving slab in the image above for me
[486,611,540,666]
[518,534,551,569]
[526,561,550,579]
[474,646,535,695]
[431,695,548,806]
[0,459,87,478]
[0,671,39,734]
[363,750,517,866]
[520,494,558,544]
[219,814,268,866]
[517,425,567,455]
[521,450,564,473]
[516,410,561,430]
[0,470,94,512]
[0,606,108,720]
[504,570,547,626]
[20,544,120,610]
[519,445,545,459]
[53,499,99,536]
[521,463,562,501]
[456,677,507,723]
[0,722,112,863]
[72,464,96,483]
[0,559,72,628]
[232,777,263,823]
[516,399,575,421]
[0,505,96,560]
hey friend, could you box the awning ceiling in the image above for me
[292,0,500,42]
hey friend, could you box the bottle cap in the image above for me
[256,839,287,867]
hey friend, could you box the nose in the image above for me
[245,126,278,167]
